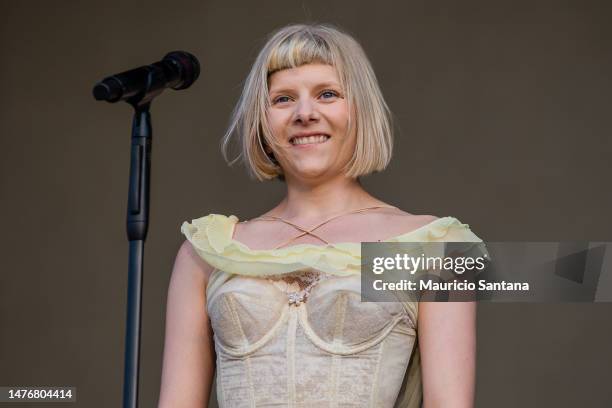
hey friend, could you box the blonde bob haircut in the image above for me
[221,23,393,182]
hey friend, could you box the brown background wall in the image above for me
[1,0,611,407]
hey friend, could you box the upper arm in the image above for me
[158,240,216,408]
[417,301,476,408]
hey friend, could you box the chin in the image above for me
[291,161,327,172]
[293,167,330,179]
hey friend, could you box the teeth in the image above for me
[291,135,330,145]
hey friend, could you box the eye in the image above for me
[272,95,291,104]
[320,90,340,100]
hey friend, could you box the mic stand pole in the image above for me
[122,70,163,408]
[122,101,152,408]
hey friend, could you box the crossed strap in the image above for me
[249,205,398,249]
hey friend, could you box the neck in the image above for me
[272,173,383,220]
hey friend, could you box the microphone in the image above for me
[93,51,200,103]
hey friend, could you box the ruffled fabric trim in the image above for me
[180,213,485,278]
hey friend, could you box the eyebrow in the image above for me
[269,81,342,94]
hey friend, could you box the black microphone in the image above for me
[93,51,200,103]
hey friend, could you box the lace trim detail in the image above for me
[267,269,330,306]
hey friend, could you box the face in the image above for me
[266,63,356,182]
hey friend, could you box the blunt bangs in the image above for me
[267,31,336,75]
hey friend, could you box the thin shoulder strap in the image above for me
[251,205,398,249]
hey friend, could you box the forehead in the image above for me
[268,63,341,90]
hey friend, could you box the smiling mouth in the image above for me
[290,134,331,146]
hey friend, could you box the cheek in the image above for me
[267,111,291,135]
[326,104,350,129]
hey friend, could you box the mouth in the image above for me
[289,134,331,146]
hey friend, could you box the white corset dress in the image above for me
[181,212,487,407]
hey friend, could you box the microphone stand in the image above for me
[121,68,165,408]
[94,51,200,408]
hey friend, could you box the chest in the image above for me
[207,272,416,354]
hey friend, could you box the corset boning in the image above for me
[207,272,418,407]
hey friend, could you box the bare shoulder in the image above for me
[174,240,215,283]
[231,217,280,250]
[382,208,440,233]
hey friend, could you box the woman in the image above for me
[158,23,484,407]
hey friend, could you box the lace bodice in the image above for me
[207,270,416,407]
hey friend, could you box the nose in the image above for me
[293,98,320,124]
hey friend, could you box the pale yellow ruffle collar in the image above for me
[180,214,483,277]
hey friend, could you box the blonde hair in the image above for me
[221,23,393,182]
